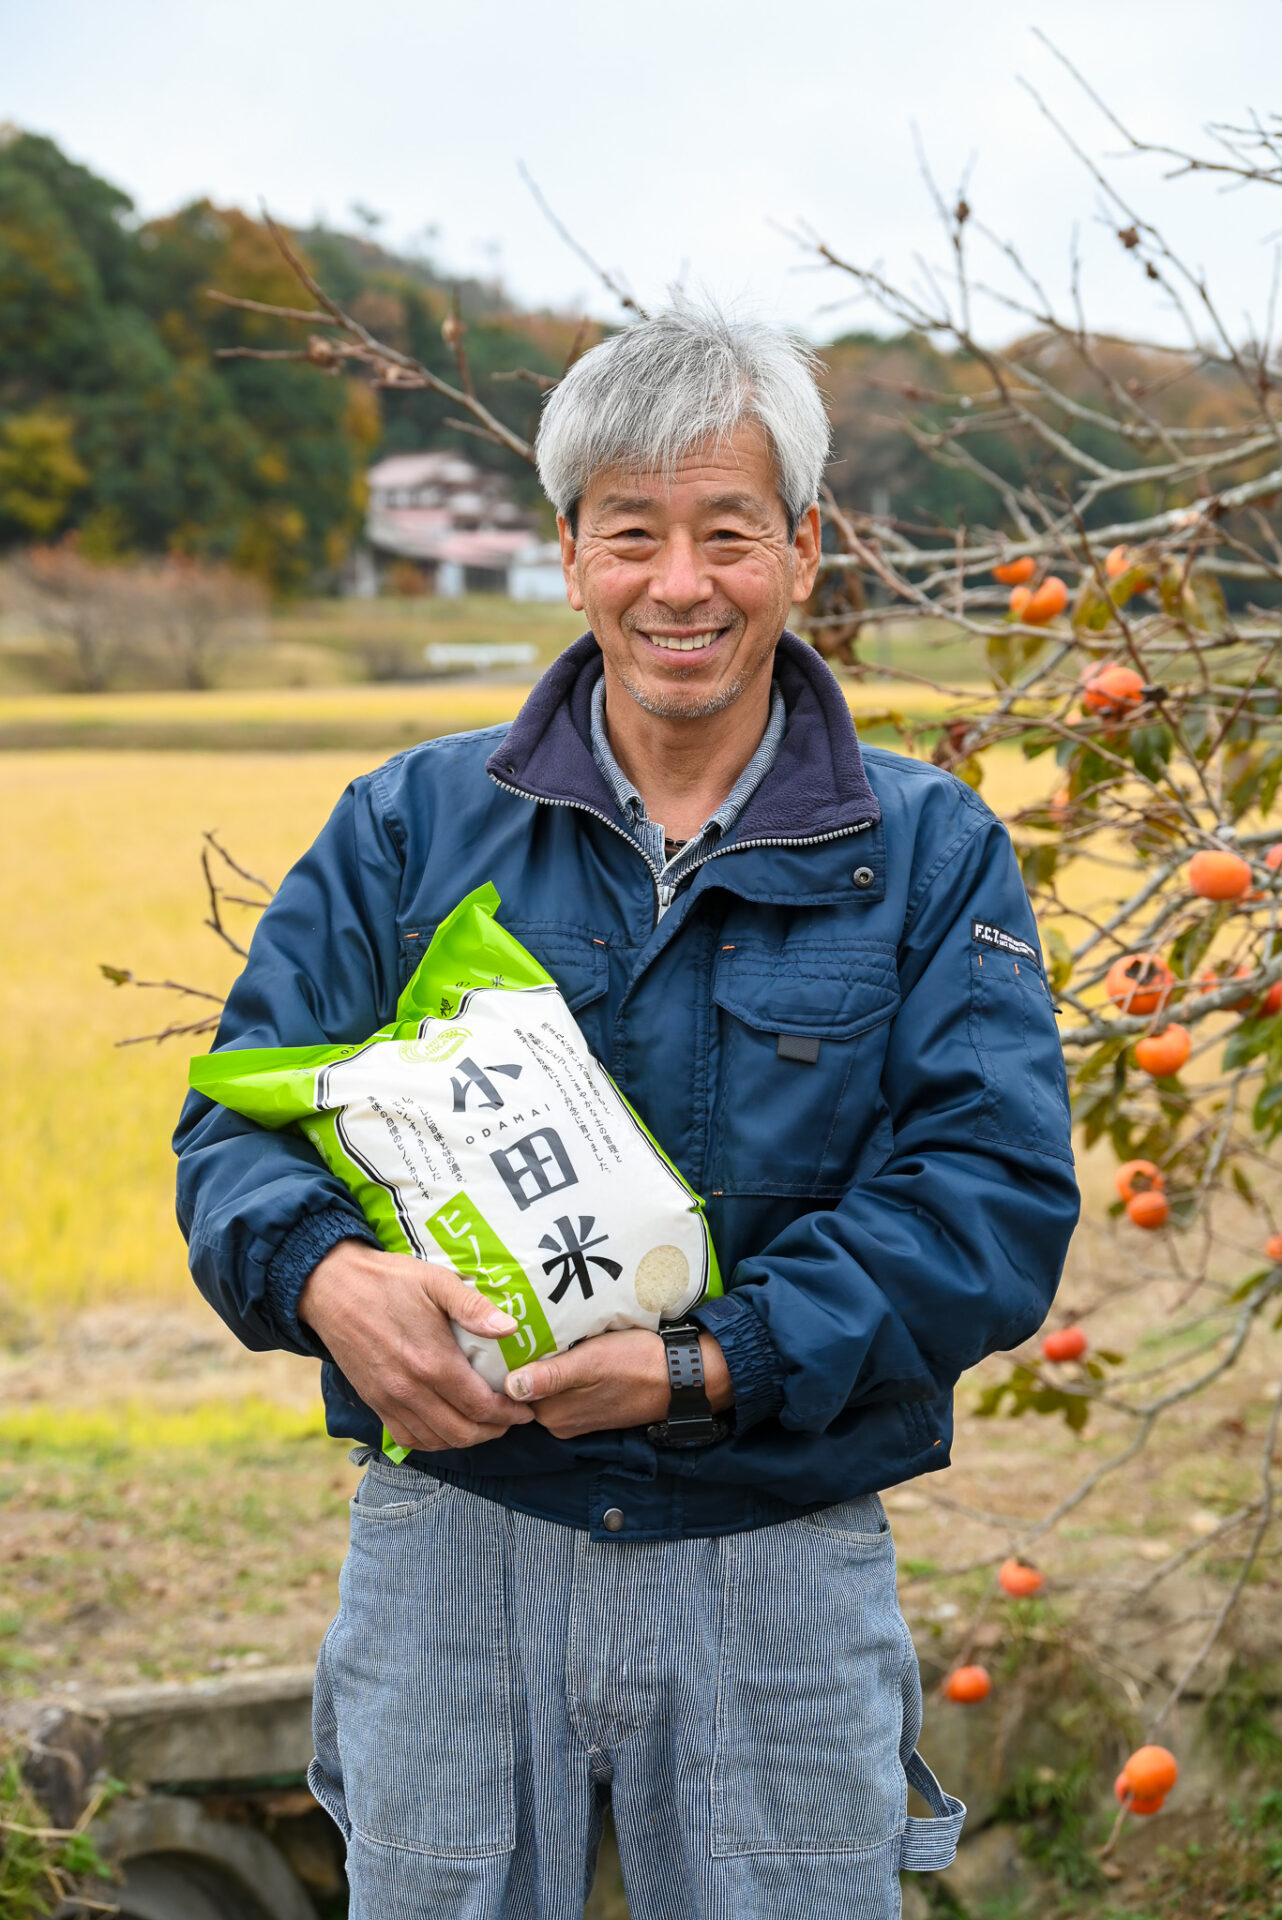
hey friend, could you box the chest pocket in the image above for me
[400,924,608,1012]
[708,943,900,1198]
[493,921,613,1060]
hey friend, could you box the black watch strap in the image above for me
[646,1322,729,1450]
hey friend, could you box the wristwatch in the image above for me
[646,1322,730,1449]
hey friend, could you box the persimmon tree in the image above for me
[111,47,1282,1825]
[783,59,1282,1759]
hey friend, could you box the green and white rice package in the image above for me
[190,884,720,1455]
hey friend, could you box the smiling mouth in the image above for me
[639,627,729,653]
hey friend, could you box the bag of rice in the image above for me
[190,883,720,1457]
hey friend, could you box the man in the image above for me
[176,305,1078,1919]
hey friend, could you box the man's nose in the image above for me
[648,530,711,610]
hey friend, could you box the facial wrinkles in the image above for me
[567,428,805,719]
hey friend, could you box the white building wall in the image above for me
[509,544,568,603]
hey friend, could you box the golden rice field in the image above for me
[0,681,539,751]
[1,721,1074,1323]
[3,749,380,1318]
[0,671,958,750]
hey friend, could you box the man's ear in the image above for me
[557,514,585,613]
[789,503,823,606]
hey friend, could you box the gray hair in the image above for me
[535,303,831,537]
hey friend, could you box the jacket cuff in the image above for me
[691,1289,785,1432]
[264,1206,380,1356]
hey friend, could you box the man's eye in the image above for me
[710,529,749,544]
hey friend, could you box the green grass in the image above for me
[0,1749,117,1918]
[0,1396,326,1454]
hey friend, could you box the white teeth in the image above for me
[650,632,718,651]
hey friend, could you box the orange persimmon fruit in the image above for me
[1134,1024,1191,1077]
[1197,963,1254,1011]
[1115,1160,1164,1202]
[998,1558,1045,1598]
[994,556,1036,585]
[1121,1747,1179,1802]
[1104,545,1132,579]
[1022,576,1068,624]
[1083,664,1145,716]
[1188,850,1253,901]
[1042,1326,1088,1362]
[1127,1189,1170,1229]
[944,1665,992,1704]
[1105,952,1174,1015]
[1114,1771,1166,1816]
[1266,1233,1282,1263]
[1009,584,1033,618]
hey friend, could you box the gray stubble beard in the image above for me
[613,664,755,720]
[612,619,776,720]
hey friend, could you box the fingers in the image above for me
[419,1262,517,1339]
[382,1414,448,1454]
[409,1419,520,1453]
[382,1393,532,1453]
[420,1340,531,1427]
[506,1350,579,1402]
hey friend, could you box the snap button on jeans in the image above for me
[602,1507,625,1532]
[852,865,875,889]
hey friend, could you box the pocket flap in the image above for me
[501,923,609,1013]
[713,943,900,1040]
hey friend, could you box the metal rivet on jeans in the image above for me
[852,865,875,889]
[602,1507,625,1532]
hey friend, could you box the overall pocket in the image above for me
[707,943,899,1197]
[322,1469,516,1858]
[711,1500,910,1856]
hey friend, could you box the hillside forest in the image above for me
[1,126,1266,599]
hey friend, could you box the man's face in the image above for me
[557,426,821,719]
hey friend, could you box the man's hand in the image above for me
[503,1328,733,1440]
[298,1240,536,1454]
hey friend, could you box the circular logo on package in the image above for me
[634,1245,692,1314]
[398,1027,469,1065]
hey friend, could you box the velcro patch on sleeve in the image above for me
[972,920,1039,965]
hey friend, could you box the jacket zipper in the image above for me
[489,771,875,930]
[702,819,875,860]
[488,774,662,925]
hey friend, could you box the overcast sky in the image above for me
[6,0,1282,347]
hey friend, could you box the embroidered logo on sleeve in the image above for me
[972,920,1039,964]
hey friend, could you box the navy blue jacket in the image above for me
[175,634,1078,1540]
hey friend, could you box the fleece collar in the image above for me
[485,631,880,844]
